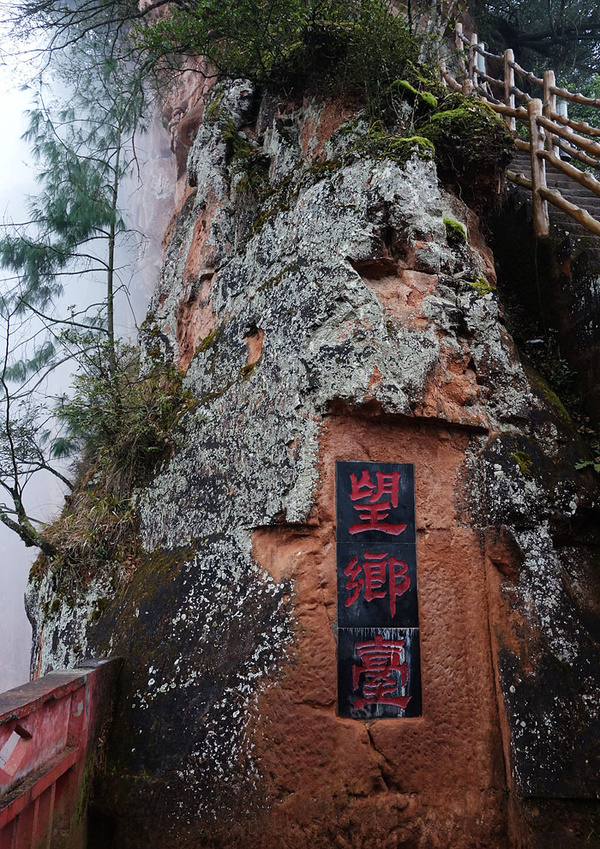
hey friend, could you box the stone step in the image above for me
[551,193,600,206]
[562,198,600,210]
[507,151,600,240]
[549,213,597,233]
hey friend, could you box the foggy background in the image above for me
[0,58,175,691]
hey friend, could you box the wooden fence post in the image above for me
[455,22,467,76]
[543,70,557,153]
[469,33,478,88]
[504,49,516,131]
[529,98,550,237]
[455,21,463,51]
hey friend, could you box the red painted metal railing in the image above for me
[0,659,121,849]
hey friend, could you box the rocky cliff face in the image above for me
[27,77,600,848]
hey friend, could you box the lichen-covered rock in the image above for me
[27,78,600,848]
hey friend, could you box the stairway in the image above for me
[509,149,600,239]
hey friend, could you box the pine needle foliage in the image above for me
[0,33,149,557]
[0,49,148,378]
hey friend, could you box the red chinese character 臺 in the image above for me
[351,634,411,709]
[348,470,406,535]
[344,552,410,617]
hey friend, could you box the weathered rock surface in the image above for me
[27,79,600,848]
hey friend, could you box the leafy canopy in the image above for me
[470,0,600,80]
[136,0,420,104]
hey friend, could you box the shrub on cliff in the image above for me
[55,340,193,496]
[32,340,194,576]
[136,0,419,104]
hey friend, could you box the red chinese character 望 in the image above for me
[352,634,411,709]
[347,469,407,535]
[350,470,401,506]
[344,552,410,617]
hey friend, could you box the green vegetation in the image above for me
[443,217,467,246]
[136,0,420,110]
[419,98,514,201]
[469,0,600,82]
[511,449,534,476]
[468,276,496,296]
[575,459,600,473]
[222,121,271,197]
[37,342,193,577]
[390,79,438,109]
[196,323,224,353]
[55,342,193,492]
[0,51,147,370]
[523,363,574,428]
[345,128,435,165]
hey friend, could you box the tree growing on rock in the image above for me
[0,42,148,554]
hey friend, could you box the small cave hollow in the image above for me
[244,325,265,365]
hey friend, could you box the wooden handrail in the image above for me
[549,110,600,139]
[537,114,600,160]
[539,187,600,237]
[538,149,600,198]
[442,23,600,238]
[488,101,529,120]
[510,62,544,87]
[506,170,532,189]
[549,85,600,108]
[479,71,505,89]
[559,144,600,170]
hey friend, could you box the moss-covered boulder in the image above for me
[420,96,514,209]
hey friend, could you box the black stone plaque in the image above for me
[338,627,422,719]
[336,461,421,718]
[336,461,416,545]
[337,543,419,629]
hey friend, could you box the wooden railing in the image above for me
[440,23,600,237]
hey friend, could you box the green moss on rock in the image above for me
[511,449,534,477]
[197,324,224,353]
[419,96,514,204]
[346,131,434,165]
[524,363,574,428]
[443,217,467,246]
[468,276,496,296]
[390,79,438,109]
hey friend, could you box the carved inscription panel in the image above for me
[336,462,421,719]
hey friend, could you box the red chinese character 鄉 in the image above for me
[348,470,407,535]
[352,634,411,709]
[344,552,410,617]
